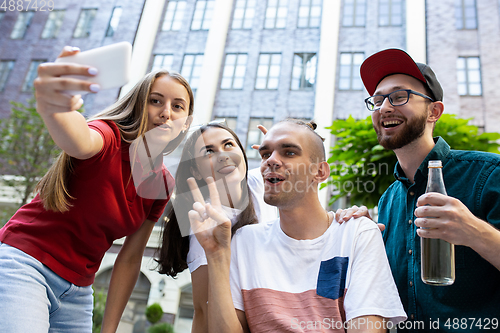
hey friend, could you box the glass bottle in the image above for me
[421,160,455,286]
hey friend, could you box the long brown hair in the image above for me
[156,123,258,277]
[35,70,194,212]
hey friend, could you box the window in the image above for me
[379,0,402,26]
[457,56,482,96]
[10,11,35,39]
[162,0,186,31]
[0,60,15,91]
[342,0,366,27]
[297,0,321,28]
[221,53,248,90]
[22,60,46,92]
[255,53,281,90]
[181,54,204,89]
[291,53,317,90]
[41,10,65,38]
[105,7,122,37]
[246,118,273,159]
[213,117,238,131]
[455,0,477,29]
[191,0,214,30]
[338,52,364,90]
[73,8,97,38]
[152,54,174,72]
[265,0,288,29]
[0,11,6,24]
[232,0,255,29]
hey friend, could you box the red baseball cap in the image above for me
[360,48,443,101]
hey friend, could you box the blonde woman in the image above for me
[0,46,193,332]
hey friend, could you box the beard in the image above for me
[374,111,427,150]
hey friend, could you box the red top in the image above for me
[0,120,173,286]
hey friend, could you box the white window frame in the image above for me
[338,52,364,91]
[264,0,288,29]
[297,0,321,28]
[457,56,482,96]
[342,0,366,27]
[221,53,248,90]
[162,0,186,31]
[191,0,214,30]
[73,8,98,38]
[10,11,35,39]
[255,53,282,90]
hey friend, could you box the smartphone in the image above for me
[55,41,132,94]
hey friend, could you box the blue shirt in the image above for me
[378,137,500,332]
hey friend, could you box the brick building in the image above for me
[1,0,499,332]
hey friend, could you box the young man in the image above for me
[360,48,500,332]
[188,119,406,332]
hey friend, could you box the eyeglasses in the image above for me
[365,89,435,111]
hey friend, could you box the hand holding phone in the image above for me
[54,42,132,94]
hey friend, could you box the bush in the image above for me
[147,323,175,333]
[145,303,164,325]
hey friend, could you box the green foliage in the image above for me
[0,205,18,228]
[147,322,175,333]
[322,114,500,208]
[0,94,60,207]
[146,303,164,325]
[92,288,107,333]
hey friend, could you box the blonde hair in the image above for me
[35,70,194,212]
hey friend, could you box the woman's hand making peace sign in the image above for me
[187,177,232,257]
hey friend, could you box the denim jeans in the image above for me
[0,242,93,332]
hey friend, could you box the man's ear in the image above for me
[427,101,444,123]
[190,166,202,180]
[315,161,330,184]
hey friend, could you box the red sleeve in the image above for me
[76,120,121,165]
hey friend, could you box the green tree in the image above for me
[145,303,175,333]
[322,114,500,208]
[0,95,61,208]
[92,287,107,333]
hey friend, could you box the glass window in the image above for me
[291,53,317,90]
[10,11,35,39]
[191,0,214,30]
[297,0,321,28]
[379,0,402,26]
[265,0,288,29]
[342,0,366,27]
[255,53,282,90]
[338,52,364,90]
[457,56,482,96]
[0,11,5,25]
[455,0,477,29]
[22,60,46,92]
[163,0,186,31]
[221,53,248,90]
[152,54,174,72]
[73,8,98,38]
[181,54,204,89]
[246,118,274,159]
[232,0,255,29]
[41,10,65,39]
[213,117,238,131]
[105,7,122,37]
[0,60,15,91]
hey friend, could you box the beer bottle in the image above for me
[421,160,455,285]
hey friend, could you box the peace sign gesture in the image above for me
[187,177,232,256]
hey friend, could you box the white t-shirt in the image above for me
[230,216,407,332]
[186,168,278,272]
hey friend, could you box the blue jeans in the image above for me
[0,242,93,332]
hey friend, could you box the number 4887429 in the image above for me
[1,1,55,11]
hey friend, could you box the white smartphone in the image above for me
[55,41,132,94]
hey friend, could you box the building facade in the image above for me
[1,0,499,332]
